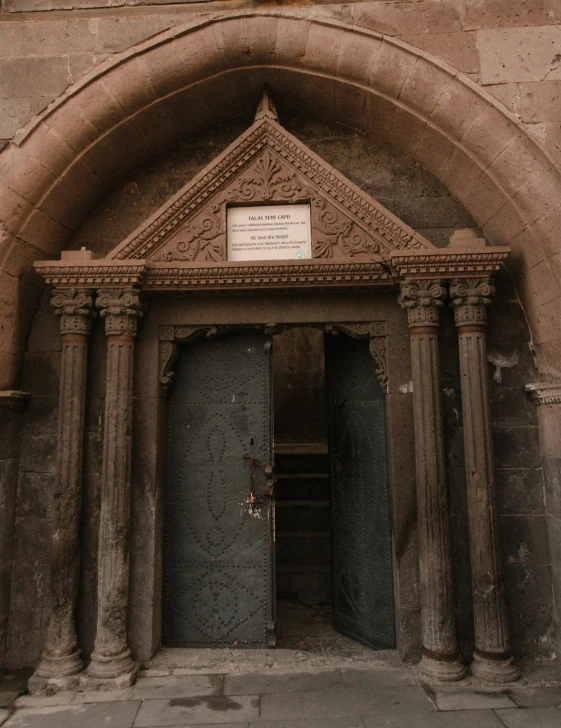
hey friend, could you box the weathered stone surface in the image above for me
[463,0,557,30]
[450,277,518,682]
[399,280,464,682]
[88,290,142,683]
[134,694,260,726]
[478,26,561,84]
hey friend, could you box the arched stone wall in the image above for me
[1,12,561,389]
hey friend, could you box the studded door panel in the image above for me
[325,334,395,649]
[163,331,274,647]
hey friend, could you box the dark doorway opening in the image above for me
[273,327,396,651]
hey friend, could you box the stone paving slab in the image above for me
[340,667,416,687]
[495,706,561,727]
[13,692,75,708]
[361,709,505,727]
[223,669,342,696]
[4,701,142,728]
[0,709,10,727]
[133,675,223,700]
[251,719,364,728]
[430,689,517,710]
[506,686,561,707]
[74,688,135,704]
[133,695,260,726]
[260,686,433,722]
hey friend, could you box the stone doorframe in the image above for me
[29,235,522,695]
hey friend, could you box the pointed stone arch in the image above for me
[1,11,561,385]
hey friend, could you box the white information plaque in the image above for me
[227,204,312,261]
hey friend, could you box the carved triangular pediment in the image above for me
[108,91,435,264]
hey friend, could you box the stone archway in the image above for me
[1,11,561,389]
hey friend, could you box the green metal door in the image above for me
[163,330,275,647]
[325,333,395,649]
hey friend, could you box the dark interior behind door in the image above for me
[163,331,275,647]
[325,333,395,649]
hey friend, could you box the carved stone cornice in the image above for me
[0,390,31,412]
[449,277,495,327]
[51,288,94,336]
[33,261,146,287]
[97,289,144,337]
[33,251,511,294]
[525,382,561,405]
[399,279,446,327]
[390,247,510,279]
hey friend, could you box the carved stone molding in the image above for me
[158,325,220,395]
[51,288,94,336]
[325,322,388,391]
[449,277,495,326]
[525,382,561,405]
[399,279,446,327]
[33,254,512,295]
[159,322,388,394]
[97,289,144,337]
[390,248,509,278]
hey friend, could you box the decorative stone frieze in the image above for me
[30,288,94,692]
[525,382,561,405]
[86,289,143,687]
[399,280,465,683]
[450,278,519,683]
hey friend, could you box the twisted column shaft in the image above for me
[34,289,93,682]
[400,280,465,682]
[87,289,142,682]
[450,278,518,683]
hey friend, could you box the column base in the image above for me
[28,670,83,695]
[80,664,139,692]
[86,648,138,686]
[471,651,520,683]
[28,649,84,693]
[420,652,466,683]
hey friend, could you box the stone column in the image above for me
[30,289,93,691]
[450,278,519,683]
[86,289,143,686]
[400,279,465,682]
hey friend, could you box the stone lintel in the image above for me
[0,390,31,412]
[525,382,561,405]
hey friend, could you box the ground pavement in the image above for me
[1,653,561,728]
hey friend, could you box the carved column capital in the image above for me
[96,289,144,337]
[449,277,495,327]
[399,279,446,328]
[51,288,94,337]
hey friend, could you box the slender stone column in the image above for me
[86,289,143,686]
[450,278,519,683]
[31,289,93,689]
[400,280,465,682]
